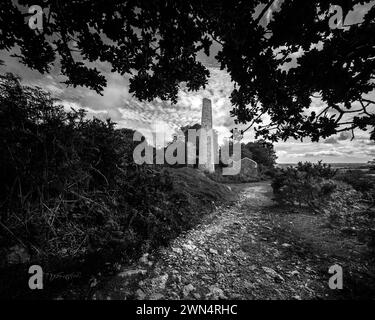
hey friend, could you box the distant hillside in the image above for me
[277,163,371,170]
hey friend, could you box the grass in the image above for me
[167,167,237,204]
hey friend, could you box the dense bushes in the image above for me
[335,170,375,198]
[272,161,337,211]
[0,73,129,263]
[369,159,375,172]
[271,161,375,251]
[0,73,235,297]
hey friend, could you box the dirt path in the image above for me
[91,181,375,300]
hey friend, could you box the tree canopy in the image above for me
[242,140,277,168]
[1,0,374,141]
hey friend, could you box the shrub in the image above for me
[258,165,278,179]
[0,73,235,297]
[271,161,337,211]
[0,73,127,259]
[335,170,375,194]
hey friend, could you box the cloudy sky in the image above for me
[1,2,374,164]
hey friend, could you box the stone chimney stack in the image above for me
[199,98,215,173]
[201,98,213,129]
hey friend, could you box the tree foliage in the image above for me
[272,161,338,211]
[369,158,375,170]
[241,139,277,168]
[1,0,374,141]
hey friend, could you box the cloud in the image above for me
[364,146,375,157]
[324,137,339,144]
[345,2,375,26]
[337,132,351,141]
[303,150,343,157]
[265,0,283,23]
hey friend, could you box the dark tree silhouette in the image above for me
[1,0,374,141]
[241,140,277,168]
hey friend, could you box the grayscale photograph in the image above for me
[0,0,374,306]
